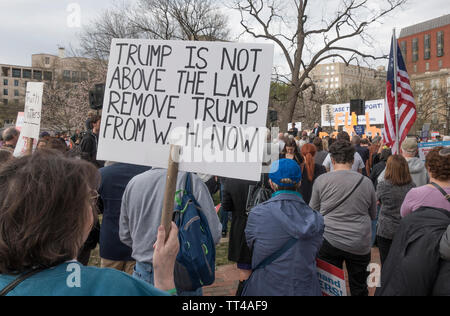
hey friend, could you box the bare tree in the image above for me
[414,86,449,135]
[232,0,407,131]
[80,0,230,60]
[41,62,107,133]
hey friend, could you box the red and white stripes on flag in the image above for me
[383,38,416,154]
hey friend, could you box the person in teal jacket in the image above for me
[242,159,324,296]
[0,150,179,296]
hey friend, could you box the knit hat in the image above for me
[401,138,418,154]
[269,159,302,187]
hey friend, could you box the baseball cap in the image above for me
[269,159,302,187]
[39,131,50,138]
[401,138,418,154]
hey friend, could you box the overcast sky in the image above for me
[0,0,448,73]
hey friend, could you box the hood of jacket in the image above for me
[407,157,426,174]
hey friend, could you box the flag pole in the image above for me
[393,28,400,154]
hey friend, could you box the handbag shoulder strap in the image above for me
[322,174,365,217]
[0,268,45,296]
[253,238,297,271]
[430,182,450,202]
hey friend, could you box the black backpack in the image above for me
[245,174,272,215]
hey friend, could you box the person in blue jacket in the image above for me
[242,158,324,296]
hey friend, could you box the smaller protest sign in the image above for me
[418,141,450,161]
[15,112,24,131]
[354,125,365,136]
[316,259,347,297]
[21,82,44,139]
[13,112,37,157]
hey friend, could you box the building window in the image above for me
[424,34,431,60]
[413,64,417,73]
[426,62,430,71]
[412,38,419,62]
[81,72,88,81]
[33,70,42,80]
[400,41,407,61]
[438,60,443,69]
[3,79,7,86]
[23,69,32,79]
[432,90,439,100]
[45,57,50,65]
[72,71,80,83]
[14,90,19,97]
[437,31,444,57]
[44,71,52,81]
[14,80,19,87]
[432,112,438,122]
[1,67,9,77]
[3,89,8,96]
[12,68,21,78]
[2,99,7,105]
[63,70,71,81]
[431,79,440,89]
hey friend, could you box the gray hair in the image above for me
[2,127,19,142]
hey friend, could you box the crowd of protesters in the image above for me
[0,118,449,296]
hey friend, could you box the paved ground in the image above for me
[204,246,381,296]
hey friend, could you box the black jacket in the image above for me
[370,160,386,189]
[299,163,327,204]
[375,207,450,296]
[80,131,104,168]
[221,177,258,264]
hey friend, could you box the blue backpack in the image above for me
[173,173,216,291]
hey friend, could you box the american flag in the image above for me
[383,37,416,154]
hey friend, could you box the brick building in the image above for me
[398,14,450,135]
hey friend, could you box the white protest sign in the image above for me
[321,99,385,127]
[15,112,24,131]
[97,39,274,181]
[13,111,38,157]
[21,82,44,139]
[317,259,347,296]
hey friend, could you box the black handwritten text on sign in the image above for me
[97,40,274,182]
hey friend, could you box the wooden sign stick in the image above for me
[26,138,34,155]
[161,145,181,241]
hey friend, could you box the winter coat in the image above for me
[378,157,429,187]
[375,207,450,296]
[440,225,450,261]
[376,180,415,240]
[221,177,257,264]
[242,191,324,296]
